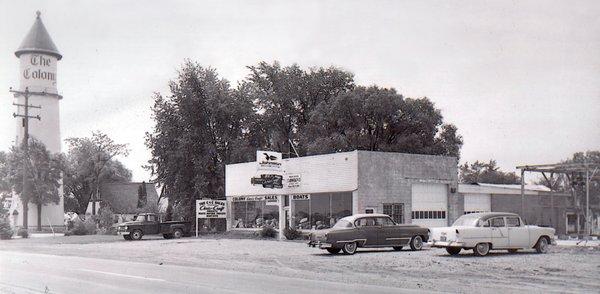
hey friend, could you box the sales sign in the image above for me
[196,199,227,219]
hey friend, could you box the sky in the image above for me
[1,0,599,183]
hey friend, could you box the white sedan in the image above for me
[429,212,556,256]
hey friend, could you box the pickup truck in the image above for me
[116,213,191,241]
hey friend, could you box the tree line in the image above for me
[0,132,131,230]
[145,60,464,220]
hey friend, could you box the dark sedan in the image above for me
[308,213,429,254]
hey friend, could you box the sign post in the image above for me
[196,199,227,238]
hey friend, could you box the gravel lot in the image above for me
[1,235,599,293]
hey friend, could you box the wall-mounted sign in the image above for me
[250,174,283,189]
[287,174,301,188]
[196,199,227,219]
[256,151,282,172]
[291,194,310,201]
[231,195,279,202]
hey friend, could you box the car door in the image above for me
[507,216,529,248]
[378,217,410,247]
[355,217,381,247]
[490,217,509,248]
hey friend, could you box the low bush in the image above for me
[67,217,98,236]
[283,227,302,240]
[259,226,277,238]
[17,228,29,238]
[0,219,13,240]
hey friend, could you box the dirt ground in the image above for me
[1,235,598,293]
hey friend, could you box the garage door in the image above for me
[411,183,448,227]
[464,193,491,214]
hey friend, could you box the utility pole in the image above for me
[10,87,42,229]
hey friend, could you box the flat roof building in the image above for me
[225,150,459,235]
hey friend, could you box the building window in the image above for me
[232,199,279,229]
[411,211,446,219]
[292,192,352,230]
[464,210,486,214]
[383,203,404,224]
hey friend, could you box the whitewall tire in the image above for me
[410,236,423,251]
[473,243,490,256]
[342,242,357,255]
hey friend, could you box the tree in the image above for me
[459,160,520,184]
[0,139,64,230]
[146,61,257,220]
[304,86,463,158]
[247,61,354,157]
[63,132,130,214]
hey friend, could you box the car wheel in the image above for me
[123,235,132,241]
[163,234,173,239]
[173,229,183,239]
[507,249,518,254]
[131,230,143,241]
[410,235,423,251]
[473,243,490,256]
[342,242,357,255]
[326,248,341,254]
[534,237,549,254]
[446,247,461,255]
[393,246,403,251]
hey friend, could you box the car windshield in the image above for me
[452,215,480,227]
[332,219,353,229]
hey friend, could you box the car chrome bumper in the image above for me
[308,241,333,249]
[429,240,464,248]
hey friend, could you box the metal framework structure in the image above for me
[517,162,600,236]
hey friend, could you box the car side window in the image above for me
[376,217,395,226]
[506,217,520,227]
[490,217,505,227]
[355,218,376,227]
[479,219,490,227]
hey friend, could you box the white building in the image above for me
[225,150,459,234]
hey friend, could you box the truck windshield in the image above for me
[133,215,145,222]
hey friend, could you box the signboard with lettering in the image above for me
[291,194,310,201]
[256,151,282,172]
[196,199,227,219]
[287,174,301,189]
[231,195,279,202]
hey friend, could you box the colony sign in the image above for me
[196,199,227,219]
[22,54,56,82]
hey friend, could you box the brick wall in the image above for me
[356,151,458,225]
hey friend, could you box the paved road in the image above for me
[0,251,416,294]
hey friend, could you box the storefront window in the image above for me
[292,192,352,230]
[232,198,279,229]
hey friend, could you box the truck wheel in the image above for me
[410,236,423,251]
[326,248,341,254]
[173,229,183,239]
[163,234,173,239]
[473,243,490,256]
[123,235,132,241]
[446,247,461,255]
[534,237,549,254]
[131,230,143,240]
[342,242,357,255]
